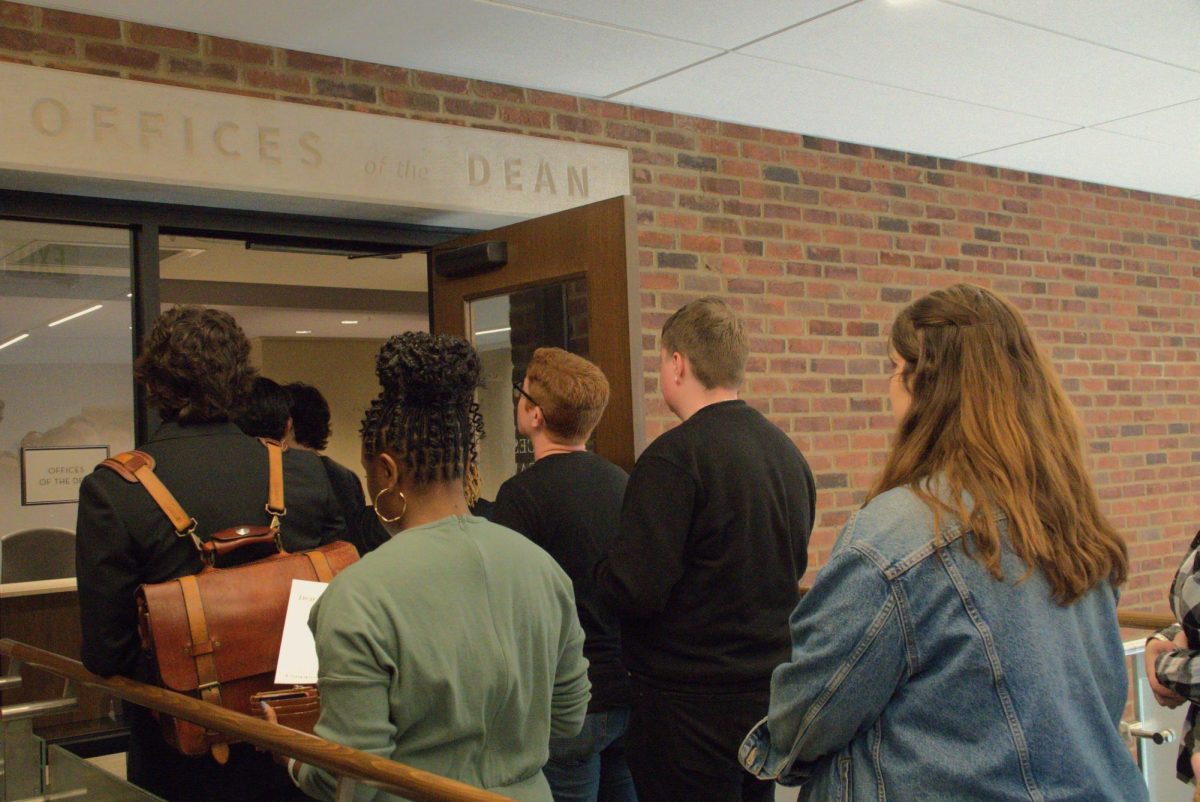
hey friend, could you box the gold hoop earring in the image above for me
[373,487,407,524]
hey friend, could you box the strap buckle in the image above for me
[176,518,201,554]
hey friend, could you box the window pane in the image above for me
[0,219,134,551]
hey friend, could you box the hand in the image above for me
[1145,637,1187,708]
[259,702,292,767]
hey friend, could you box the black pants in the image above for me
[126,703,309,802]
[625,679,774,802]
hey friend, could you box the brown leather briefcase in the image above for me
[100,440,358,762]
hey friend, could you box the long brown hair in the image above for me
[867,284,1127,603]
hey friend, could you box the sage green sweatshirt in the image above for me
[297,515,590,801]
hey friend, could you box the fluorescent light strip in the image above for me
[47,304,103,327]
[0,333,30,351]
[474,327,512,337]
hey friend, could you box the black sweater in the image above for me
[491,451,632,710]
[595,400,815,690]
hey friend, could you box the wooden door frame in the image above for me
[429,196,644,471]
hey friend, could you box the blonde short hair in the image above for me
[661,297,748,389]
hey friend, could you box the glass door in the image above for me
[0,218,134,739]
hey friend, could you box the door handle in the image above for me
[1122,720,1176,745]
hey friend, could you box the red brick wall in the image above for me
[3,2,1198,611]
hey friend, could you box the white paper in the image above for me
[274,579,328,684]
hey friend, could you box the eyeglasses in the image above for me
[512,381,539,408]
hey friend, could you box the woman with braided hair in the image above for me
[286,331,591,802]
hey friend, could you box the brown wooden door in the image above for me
[429,196,640,500]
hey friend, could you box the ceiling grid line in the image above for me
[21,0,1200,198]
[939,0,1200,76]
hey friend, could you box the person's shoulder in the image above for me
[323,534,405,596]
[319,455,361,488]
[552,450,629,485]
[79,458,130,500]
[841,486,944,567]
[283,446,324,471]
[733,402,794,440]
[493,468,542,517]
[469,515,541,549]
[141,427,261,467]
[498,463,540,494]
[314,550,396,632]
[470,517,564,568]
[582,450,629,478]
[640,421,693,462]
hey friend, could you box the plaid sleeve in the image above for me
[1155,649,1200,699]
[1157,540,1200,699]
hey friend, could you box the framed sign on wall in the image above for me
[19,445,109,505]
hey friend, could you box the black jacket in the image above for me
[320,454,390,555]
[75,420,343,801]
[595,400,815,690]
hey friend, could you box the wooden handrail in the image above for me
[0,639,514,802]
[797,587,1174,632]
[1117,611,1174,632]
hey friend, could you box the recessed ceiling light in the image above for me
[47,304,103,327]
[0,332,30,350]
[341,320,358,325]
[296,330,313,334]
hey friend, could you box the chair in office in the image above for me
[0,527,76,584]
[0,526,82,726]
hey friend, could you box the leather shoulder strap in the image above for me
[305,549,334,583]
[100,450,155,482]
[100,451,196,538]
[258,438,286,517]
[178,575,224,712]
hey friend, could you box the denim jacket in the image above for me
[740,485,1147,802]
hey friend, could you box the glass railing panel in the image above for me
[43,743,164,802]
[1,716,161,802]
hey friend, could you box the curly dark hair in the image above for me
[134,306,256,424]
[235,376,291,441]
[286,382,331,451]
[361,332,484,499]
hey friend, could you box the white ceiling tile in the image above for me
[36,0,720,97]
[501,0,853,49]
[740,0,1200,126]
[614,54,1076,159]
[286,0,722,97]
[967,128,1200,198]
[1094,100,1200,149]
[949,0,1200,71]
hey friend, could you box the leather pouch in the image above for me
[251,686,322,735]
